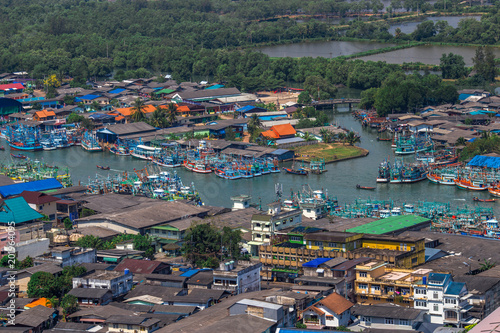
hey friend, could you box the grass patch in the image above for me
[293,143,368,163]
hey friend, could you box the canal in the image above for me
[2,112,495,212]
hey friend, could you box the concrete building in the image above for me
[73,269,133,298]
[229,298,295,328]
[212,260,262,294]
[413,272,478,327]
[106,315,161,333]
[302,292,354,329]
[68,288,113,306]
[19,191,60,222]
[249,202,302,256]
[34,246,96,267]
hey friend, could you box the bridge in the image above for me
[311,98,361,110]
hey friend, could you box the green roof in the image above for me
[151,225,179,231]
[155,88,175,95]
[346,214,430,235]
[0,197,43,224]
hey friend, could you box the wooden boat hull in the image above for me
[390,174,428,184]
[10,153,27,159]
[455,180,487,191]
[96,165,110,170]
[153,160,181,168]
[9,143,42,151]
[184,162,212,174]
[282,167,308,176]
[488,187,500,197]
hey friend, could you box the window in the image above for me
[290,236,301,242]
[373,297,381,301]
[325,315,334,320]
[372,285,381,291]
[255,223,261,228]
[433,292,439,299]
[433,305,439,312]
[386,298,394,302]
[328,242,337,248]
[162,230,166,234]
[256,234,261,239]
[265,235,270,239]
[415,289,426,295]
[400,319,410,326]
[127,325,133,330]
[445,298,457,304]
[412,258,417,264]
[358,283,368,289]
[415,301,427,307]
[362,316,371,322]
[314,241,323,247]
[279,256,284,260]
[113,324,118,329]
[359,272,367,278]
[385,318,394,325]
[360,295,368,300]
[386,286,394,292]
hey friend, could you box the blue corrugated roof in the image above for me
[180,269,200,277]
[427,273,449,285]
[19,97,45,103]
[467,155,500,169]
[458,93,472,101]
[0,179,62,198]
[302,258,332,268]
[205,84,225,90]
[445,281,465,295]
[0,197,43,224]
[81,94,100,100]
[108,88,126,94]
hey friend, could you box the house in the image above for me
[186,270,214,290]
[124,285,184,305]
[16,264,63,296]
[106,315,162,333]
[114,258,170,275]
[413,272,478,327]
[13,305,57,333]
[0,83,24,97]
[72,269,133,298]
[165,289,229,310]
[302,292,354,329]
[34,246,96,267]
[18,191,60,222]
[351,304,425,331]
[212,261,262,294]
[68,288,113,306]
[33,109,56,122]
[261,123,297,140]
[229,298,295,328]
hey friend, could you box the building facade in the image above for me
[212,261,262,294]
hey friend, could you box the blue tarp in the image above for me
[302,258,332,268]
[458,93,472,101]
[205,84,224,90]
[108,88,126,94]
[467,155,500,169]
[179,268,211,277]
[80,94,100,101]
[236,105,267,113]
[0,178,63,198]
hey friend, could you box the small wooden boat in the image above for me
[10,153,27,159]
[0,146,4,151]
[356,185,376,190]
[282,167,308,176]
[473,197,496,202]
[96,165,110,170]
[377,137,392,141]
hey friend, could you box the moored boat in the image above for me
[455,178,487,191]
[184,160,212,174]
[130,145,162,160]
[96,165,110,170]
[282,167,308,176]
[10,153,27,159]
[356,185,376,190]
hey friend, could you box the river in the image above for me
[2,111,495,212]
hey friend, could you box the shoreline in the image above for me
[289,144,369,164]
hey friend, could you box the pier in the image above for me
[311,98,360,110]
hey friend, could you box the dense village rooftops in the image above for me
[14,305,55,328]
[77,269,129,280]
[302,258,334,268]
[168,289,229,304]
[351,304,424,320]
[0,178,63,198]
[124,285,183,301]
[18,191,60,204]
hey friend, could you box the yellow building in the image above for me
[360,234,426,267]
[304,232,363,252]
[354,260,434,307]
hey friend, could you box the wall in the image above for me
[29,202,57,221]
[15,238,50,260]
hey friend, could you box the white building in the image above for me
[73,269,133,298]
[249,202,302,256]
[413,273,478,327]
[351,304,425,331]
[302,292,354,329]
[212,260,262,294]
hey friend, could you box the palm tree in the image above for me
[336,132,346,145]
[345,131,360,146]
[481,131,491,140]
[248,114,262,135]
[456,137,467,146]
[131,98,146,122]
[319,128,332,143]
[91,100,101,112]
[149,107,165,128]
[166,103,177,126]
[302,131,316,142]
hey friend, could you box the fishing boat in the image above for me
[488,186,500,197]
[215,167,241,180]
[376,161,391,183]
[96,165,110,170]
[377,137,392,141]
[10,153,27,159]
[81,131,103,152]
[184,160,212,174]
[426,172,457,185]
[282,167,308,176]
[455,178,487,191]
[130,145,162,160]
[473,197,496,202]
[9,140,43,151]
[153,155,182,168]
[356,185,376,190]
[0,146,4,151]
[109,146,130,156]
[390,160,427,184]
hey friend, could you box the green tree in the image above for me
[81,118,95,130]
[303,75,337,100]
[131,98,146,122]
[440,53,467,79]
[149,106,167,128]
[473,46,497,82]
[345,131,360,145]
[63,95,75,105]
[67,113,85,124]
[76,235,104,249]
[91,100,101,112]
[182,223,221,268]
[456,137,467,146]
[79,208,96,218]
[297,91,312,104]
[319,128,332,143]
[359,87,378,110]
[225,127,236,141]
[27,272,56,298]
[0,255,18,268]
[166,103,177,125]
[63,217,73,230]
[247,113,263,136]
[19,256,33,269]
[60,294,79,317]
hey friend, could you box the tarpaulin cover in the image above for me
[467,155,500,168]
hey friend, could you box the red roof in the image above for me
[262,123,296,139]
[19,191,60,205]
[114,258,169,274]
[0,83,24,91]
[315,292,354,315]
[261,129,278,139]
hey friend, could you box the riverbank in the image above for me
[292,143,369,163]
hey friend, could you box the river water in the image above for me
[2,112,495,211]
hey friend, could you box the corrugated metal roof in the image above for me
[0,197,43,224]
[0,178,62,198]
[468,155,500,168]
[302,258,332,268]
[108,88,126,94]
[235,299,282,310]
[346,214,429,235]
[180,269,201,277]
